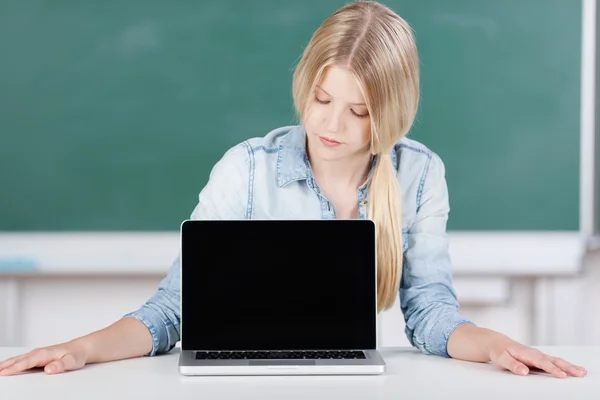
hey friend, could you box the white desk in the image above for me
[0,346,598,399]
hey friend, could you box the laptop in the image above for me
[178,219,385,376]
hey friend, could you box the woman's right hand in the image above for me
[0,341,88,376]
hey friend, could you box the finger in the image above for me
[509,348,566,378]
[551,357,587,377]
[491,349,530,376]
[45,353,81,375]
[0,354,28,372]
[0,354,32,375]
[0,349,56,376]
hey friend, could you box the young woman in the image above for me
[0,1,587,378]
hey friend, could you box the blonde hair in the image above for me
[292,1,420,312]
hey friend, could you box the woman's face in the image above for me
[303,65,372,162]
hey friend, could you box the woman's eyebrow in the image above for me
[316,85,366,106]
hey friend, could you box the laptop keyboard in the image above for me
[195,350,366,360]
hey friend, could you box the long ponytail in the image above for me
[368,153,403,312]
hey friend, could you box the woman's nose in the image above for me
[326,111,342,133]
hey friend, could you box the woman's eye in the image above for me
[314,95,368,118]
[352,110,369,118]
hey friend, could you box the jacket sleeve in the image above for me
[400,152,475,357]
[123,142,250,356]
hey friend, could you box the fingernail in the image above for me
[517,367,527,375]
[47,366,55,373]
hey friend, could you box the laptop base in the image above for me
[178,350,386,376]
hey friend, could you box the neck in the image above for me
[308,149,373,190]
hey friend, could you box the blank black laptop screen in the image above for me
[181,220,377,351]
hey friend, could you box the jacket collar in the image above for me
[276,125,312,187]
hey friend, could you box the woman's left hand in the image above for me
[488,336,587,378]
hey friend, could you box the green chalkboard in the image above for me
[0,0,582,231]
[402,0,582,231]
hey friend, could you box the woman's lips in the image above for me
[320,137,342,147]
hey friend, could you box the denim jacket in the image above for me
[123,124,475,358]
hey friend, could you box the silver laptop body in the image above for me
[177,219,385,376]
